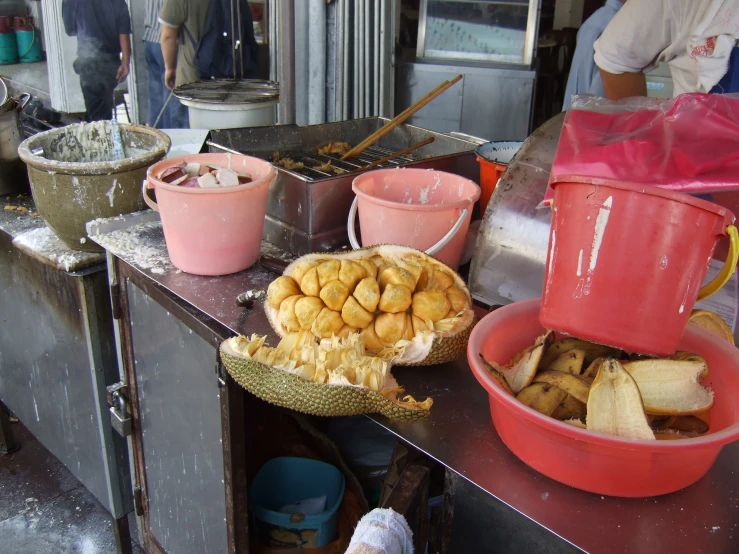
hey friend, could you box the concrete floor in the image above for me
[0,421,145,554]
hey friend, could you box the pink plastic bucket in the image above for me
[145,153,277,276]
[349,168,480,269]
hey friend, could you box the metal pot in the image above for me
[0,77,31,196]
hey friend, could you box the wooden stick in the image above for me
[361,136,435,170]
[342,80,449,161]
[341,75,463,160]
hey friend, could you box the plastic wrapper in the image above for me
[542,93,739,206]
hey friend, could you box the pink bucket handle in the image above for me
[347,196,468,256]
[142,180,159,212]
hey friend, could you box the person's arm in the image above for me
[593,0,670,100]
[160,24,179,90]
[117,34,131,82]
[599,69,647,100]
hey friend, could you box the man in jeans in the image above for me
[143,0,188,127]
[62,0,131,121]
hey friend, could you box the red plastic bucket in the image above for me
[468,299,739,497]
[541,178,738,356]
[348,168,480,270]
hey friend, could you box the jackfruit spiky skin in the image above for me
[220,347,431,421]
[266,244,475,366]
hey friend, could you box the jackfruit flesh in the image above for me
[266,247,474,362]
[225,332,433,412]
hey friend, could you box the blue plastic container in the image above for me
[15,29,41,63]
[0,32,17,65]
[250,457,345,548]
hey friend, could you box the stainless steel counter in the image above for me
[90,216,739,554]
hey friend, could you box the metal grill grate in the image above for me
[277,145,417,181]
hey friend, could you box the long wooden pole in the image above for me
[361,136,435,170]
[341,74,463,160]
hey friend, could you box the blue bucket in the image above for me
[250,457,345,548]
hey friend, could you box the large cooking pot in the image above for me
[0,77,30,196]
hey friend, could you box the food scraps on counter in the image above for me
[480,333,714,441]
[265,245,475,366]
[158,162,252,189]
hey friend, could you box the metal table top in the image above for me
[89,216,739,554]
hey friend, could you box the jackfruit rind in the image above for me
[220,337,432,420]
[265,245,475,366]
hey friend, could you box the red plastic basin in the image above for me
[467,299,739,498]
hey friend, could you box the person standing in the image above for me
[159,0,210,91]
[143,0,188,127]
[62,0,132,121]
[562,0,625,110]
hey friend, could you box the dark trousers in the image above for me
[144,41,189,128]
[74,57,119,121]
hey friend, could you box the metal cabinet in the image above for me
[112,259,248,554]
[0,229,132,525]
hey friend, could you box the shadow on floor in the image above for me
[0,421,144,554]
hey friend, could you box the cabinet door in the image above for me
[119,277,235,554]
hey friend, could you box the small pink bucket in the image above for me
[349,168,480,269]
[145,153,276,276]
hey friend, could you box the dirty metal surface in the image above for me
[0,229,131,518]
[468,113,563,307]
[125,281,228,554]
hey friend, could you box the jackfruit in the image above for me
[220,333,432,420]
[265,245,475,365]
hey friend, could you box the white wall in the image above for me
[553,0,585,30]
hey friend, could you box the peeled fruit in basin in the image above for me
[265,245,475,365]
[220,332,432,420]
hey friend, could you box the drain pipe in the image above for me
[277,0,296,125]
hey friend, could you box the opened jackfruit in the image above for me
[220,332,432,420]
[265,245,475,365]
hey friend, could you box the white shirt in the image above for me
[594,0,739,96]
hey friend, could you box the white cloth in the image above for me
[594,0,739,95]
[346,508,414,554]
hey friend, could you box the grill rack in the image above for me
[275,144,417,181]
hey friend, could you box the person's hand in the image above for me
[164,68,177,91]
[116,63,130,83]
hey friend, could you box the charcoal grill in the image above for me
[210,118,478,254]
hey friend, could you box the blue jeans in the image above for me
[145,41,189,128]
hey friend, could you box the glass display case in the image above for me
[416,0,541,65]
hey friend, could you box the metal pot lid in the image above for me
[174,79,279,105]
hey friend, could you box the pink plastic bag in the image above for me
[542,93,739,206]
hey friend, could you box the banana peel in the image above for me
[624,358,714,415]
[689,310,735,345]
[548,349,586,375]
[498,331,553,394]
[540,338,622,369]
[552,394,586,421]
[587,359,655,440]
[671,351,709,379]
[582,357,606,379]
[516,383,567,417]
[532,370,592,404]
[479,354,515,396]
[670,415,710,434]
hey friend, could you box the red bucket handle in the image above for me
[346,196,468,256]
